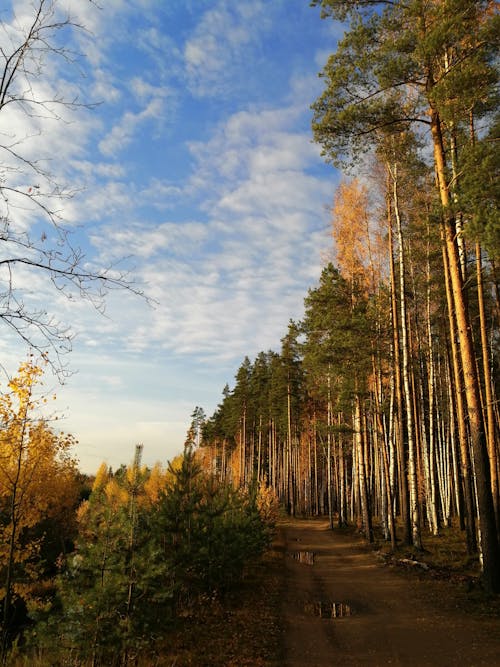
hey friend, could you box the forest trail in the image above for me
[278,518,500,666]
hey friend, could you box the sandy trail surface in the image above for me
[279,518,500,666]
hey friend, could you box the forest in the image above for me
[0,0,499,665]
[199,0,500,593]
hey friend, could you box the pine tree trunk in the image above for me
[287,379,295,516]
[476,242,500,535]
[327,373,334,529]
[257,415,263,482]
[441,239,477,552]
[313,412,319,515]
[338,434,346,527]
[431,108,500,592]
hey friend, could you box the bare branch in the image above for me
[0,1,151,377]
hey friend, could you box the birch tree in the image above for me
[0,358,78,659]
[311,0,500,593]
[0,0,144,372]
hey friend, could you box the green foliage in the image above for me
[25,448,273,665]
[156,447,270,606]
[460,116,500,261]
[302,263,373,404]
[32,465,174,665]
[202,346,304,459]
[311,1,499,170]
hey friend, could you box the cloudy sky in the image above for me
[1,0,342,473]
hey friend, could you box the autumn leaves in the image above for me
[0,363,275,664]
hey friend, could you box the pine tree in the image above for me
[51,460,173,665]
[311,0,500,593]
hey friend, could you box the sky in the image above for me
[1,0,343,474]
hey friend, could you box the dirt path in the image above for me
[280,518,500,666]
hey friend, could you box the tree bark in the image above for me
[354,395,373,542]
[391,161,422,549]
[431,107,500,592]
[441,237,477,552]
[476,242,500,535]
[387,189,411,544]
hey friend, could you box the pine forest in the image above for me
[202,0,500,593]
[1,1,499,665]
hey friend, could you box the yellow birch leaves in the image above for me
[0,359,79,603]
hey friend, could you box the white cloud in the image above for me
[78,100,332,366]
[184,1,269,98]
[82,181,135,222]
[91,221,209,261]
[136,26,183,80]
[139,179,184,210]
[92,68,122,104]
[98,97,165,156]
[72,160,127,180]
[2,0,339,474]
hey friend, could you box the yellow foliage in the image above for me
[76,500,90,523]
[126,464,136,486]
[164,454,184,486]
[332,178,380,295]
[104,478,129,509]
[144,462,167,505]
[0,358,80,610]
[93,462,110,492]
[256,481,280,527]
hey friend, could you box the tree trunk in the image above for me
[391,161,422,549]
[441,237,477,552]
[431,107,500,592]
[476,242,500,535]
[425,230,439,535]
[327,372,333,529]
[354,395,373,542]
[387,190,411,544]
[287,379,295,516]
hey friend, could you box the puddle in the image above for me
[290,550,315,565]
[305,601,352,618]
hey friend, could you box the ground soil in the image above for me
[279,518,500,666]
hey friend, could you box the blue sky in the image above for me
[1,1,342,473]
